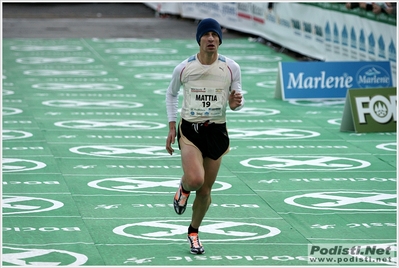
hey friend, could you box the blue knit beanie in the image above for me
[196,18,223,45]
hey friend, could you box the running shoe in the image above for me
[187,232,205,254]
[173,182,190,215]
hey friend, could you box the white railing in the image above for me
[145,2,397,84]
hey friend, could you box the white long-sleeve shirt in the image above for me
[166,53,244,123]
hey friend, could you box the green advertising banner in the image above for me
[340,87,397,132]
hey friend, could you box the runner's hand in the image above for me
[166,125,176,155]
[229,89,243,110]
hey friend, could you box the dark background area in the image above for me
[3,3,155,18]
[2,3,249,39]
[2,2,311,60]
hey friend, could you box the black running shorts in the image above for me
[178,118,230,160]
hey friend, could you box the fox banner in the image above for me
[274,61,392,100]
[340,87,397,133]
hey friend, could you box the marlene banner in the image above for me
[275,61,393,100]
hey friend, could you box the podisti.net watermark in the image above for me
[308,243,396,265]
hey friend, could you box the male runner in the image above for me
[165,18,244,254]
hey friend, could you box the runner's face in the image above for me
[200,31,220,52]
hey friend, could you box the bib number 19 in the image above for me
[202,101,211,107]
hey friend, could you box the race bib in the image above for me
[189,87,224,116]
